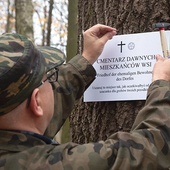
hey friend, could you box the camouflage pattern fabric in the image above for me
[0,54,170,169]
[45,54,96,138]
[0,33,65,116]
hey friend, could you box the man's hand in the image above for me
[152,54,170,82]
[82,24,117,64]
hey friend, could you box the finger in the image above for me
[89,24,117,38]
[156,54,164,62]
[98,27,117,38]
[94,24,115,32]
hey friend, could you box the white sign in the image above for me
[84,31,170,102]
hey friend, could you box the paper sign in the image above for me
[84,31,170,102]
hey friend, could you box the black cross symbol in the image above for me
[117,41,126,53]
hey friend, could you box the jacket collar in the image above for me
[0,130,58,152]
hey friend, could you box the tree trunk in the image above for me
[6,0,13,32]
[70,0,170,144]
[60,0,78,144]
[66,0,78,62]
[46,0,54,46]
[15,0,34,40]
[35,4,47,46]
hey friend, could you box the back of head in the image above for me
[0,33,66,116]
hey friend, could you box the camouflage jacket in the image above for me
[0,55,170,169]
[45,54,96,138]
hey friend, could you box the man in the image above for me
[0,24,169,170]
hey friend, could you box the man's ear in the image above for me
[29,88,43,117]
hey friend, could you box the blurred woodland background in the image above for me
[0,0,68,52]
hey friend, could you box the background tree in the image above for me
[66,0,78,62]
[46,0,54,46]
[34,2,47,46]
[60,0,78,143]
[70,0,170,143]
[6,0,14,32]
[15,0,34,40]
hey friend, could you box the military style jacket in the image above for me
[0,55,170,169]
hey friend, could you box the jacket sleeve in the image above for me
[44,54,96,138]
[51,80,170,169]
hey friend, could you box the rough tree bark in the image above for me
[70,0,170,144]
